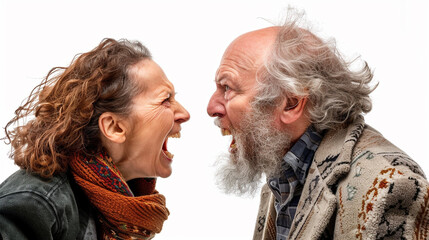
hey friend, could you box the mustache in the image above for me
[214,118,237,134]
[214,118,222,128]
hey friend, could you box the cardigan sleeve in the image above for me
[375,175,429,239]
[338,165,429,240]
[0,191,59,240]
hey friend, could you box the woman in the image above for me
[0,38,190,239]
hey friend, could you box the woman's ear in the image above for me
[280,97,308,125]
[98,112,127,143]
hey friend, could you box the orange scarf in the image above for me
[69,152,169,240]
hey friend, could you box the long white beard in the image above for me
[215,108,292,196]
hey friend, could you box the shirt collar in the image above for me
[279,125,324,184]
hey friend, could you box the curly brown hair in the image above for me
[3,38,152,178]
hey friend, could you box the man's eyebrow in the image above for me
[215,72,232,83]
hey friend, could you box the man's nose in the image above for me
[207,92,225,118]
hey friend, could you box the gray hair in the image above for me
[255,15,376,131]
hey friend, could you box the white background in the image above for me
[1,1,428,239]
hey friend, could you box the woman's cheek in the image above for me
[159,110,175,131]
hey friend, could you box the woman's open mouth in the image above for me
[162,132,181,160]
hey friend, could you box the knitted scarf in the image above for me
[69,152,169,240]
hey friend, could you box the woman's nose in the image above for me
[175,102,190,124]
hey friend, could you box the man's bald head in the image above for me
[220,26,280,73]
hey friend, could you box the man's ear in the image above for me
[98,112,127,143]
[280,97,308,125]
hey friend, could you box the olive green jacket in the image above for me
[253,117,429,239]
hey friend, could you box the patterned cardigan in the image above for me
[253,117,429,239]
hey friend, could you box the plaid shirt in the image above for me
[267,126,324,240]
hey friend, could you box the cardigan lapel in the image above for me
[287,161,337,239]
[288,117,366,239]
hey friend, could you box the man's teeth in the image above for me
[169,132,181,138]
[221,128,231,136]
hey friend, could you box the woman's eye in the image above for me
[162,94,172,106]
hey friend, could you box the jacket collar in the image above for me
[287,116,366,239]
[313,116,365,186]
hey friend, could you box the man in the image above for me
[206,16,429,240]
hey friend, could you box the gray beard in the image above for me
[215,107,292,197]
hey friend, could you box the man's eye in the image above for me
[224,85,230,91]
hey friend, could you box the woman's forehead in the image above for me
[131,59,174,96]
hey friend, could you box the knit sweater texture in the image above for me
[253,117,429,239]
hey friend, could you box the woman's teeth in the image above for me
[164,151,174,159]
[169,132,181,138]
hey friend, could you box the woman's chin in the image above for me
[156,166,173,178]
[158,170,172,178]
[156,153,173,178]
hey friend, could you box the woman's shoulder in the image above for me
[0,169,80,221]
[0,169,70,196]
[0,169,84,239]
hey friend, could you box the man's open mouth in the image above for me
[221,128,237,153]
[162,132,181,159]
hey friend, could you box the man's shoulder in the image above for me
[334,126,429,239]
[352,125,426,178]
[343,124,427,201]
